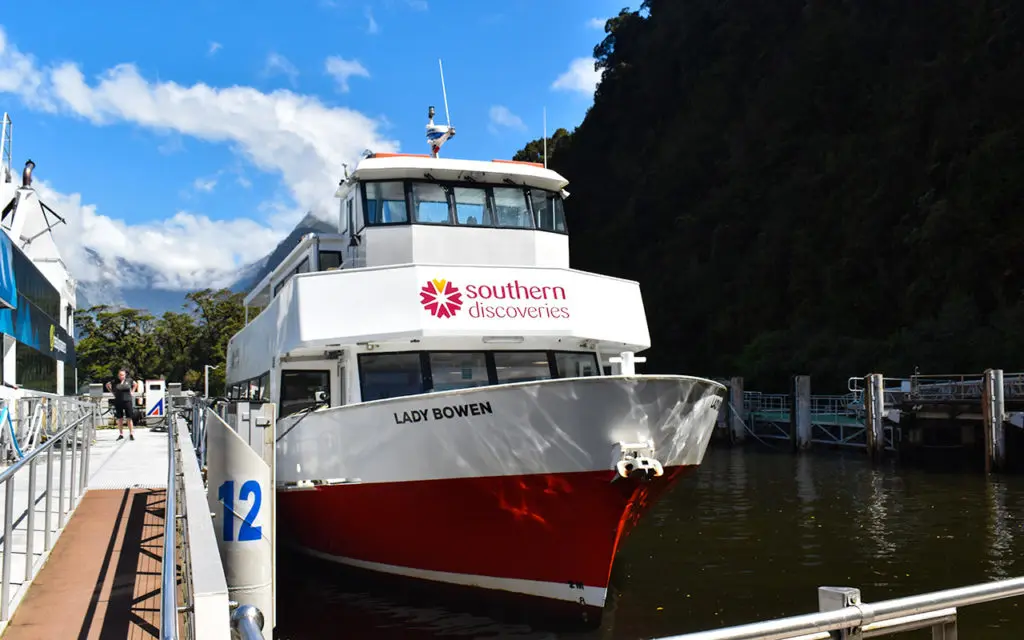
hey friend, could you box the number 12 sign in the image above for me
[218,479,263,542]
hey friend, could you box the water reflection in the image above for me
[277,448,1024,639]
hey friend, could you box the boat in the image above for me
[225,104,726,626]
[0,112,78,402]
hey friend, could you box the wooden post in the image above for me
[983,368,1006,473]
[864,373,885,460]
[730,376,745,444]
[793,375,812,451]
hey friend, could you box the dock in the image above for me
[719,369,1024,471]
[0,394,243,639]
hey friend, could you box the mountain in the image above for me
[75,211,337,316]
[229,211,337,294]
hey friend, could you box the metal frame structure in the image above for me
[654,577,1024,639]
[0,403,94,623]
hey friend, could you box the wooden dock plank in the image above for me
[2,488,170,639]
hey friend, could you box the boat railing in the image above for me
[0,401,95,622]
[649,576,1024,639]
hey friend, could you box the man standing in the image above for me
[106,368,136,441]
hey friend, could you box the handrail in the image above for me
[160,416,179,640]
[231,604,266,639]
[653,576,1024,640]
[0,412,90,483]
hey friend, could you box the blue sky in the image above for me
[0,0,625,291]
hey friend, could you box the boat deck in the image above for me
[0,426,174,638]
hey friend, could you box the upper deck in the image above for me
[245,152,573,311]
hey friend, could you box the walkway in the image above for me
[0,425,171,638]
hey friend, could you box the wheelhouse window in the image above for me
[364,181,408,224]
[428,352,489,392]
[359,353,425,401]
[491,187,534,229]
[280,369,330,418]
[452,187,488,226]
[360,179,566,233]
[530,189,567,233]
[319,250,342,271]
[16,342,56,394]
[411,183,451,224]
[493,351,552,383]
[554,352,598,378]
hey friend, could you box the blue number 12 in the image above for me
[217,479,263,542]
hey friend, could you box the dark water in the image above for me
[276,447,1024,638]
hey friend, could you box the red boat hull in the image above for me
[277,465,692,623]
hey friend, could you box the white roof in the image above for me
[351,154,569,193]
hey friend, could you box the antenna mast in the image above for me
[1,113,11,184]
[425,59,456,158]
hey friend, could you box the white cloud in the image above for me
[0,25,399,289]
[551,57,601,96]
[193,177,217,192]
[36,181,285,290]
[406,0,428,10]
[586,17,606,30]
[487,105,526,134]
[365,7,379,34]
[263,52,299,86]
[208,42,222,56]
[325,56,370,93]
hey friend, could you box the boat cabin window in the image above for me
[319,250,343,271]
[554,352,597,378]
[358,350,599,401]
[360,353,425,401]
[530,189,567,233]
[492,351,550,383]
[360,180,566,233]
[272,256,312,298]
[364,181,409,224]
[280,369,330,418]
[428,352,489,391]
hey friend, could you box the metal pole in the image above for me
[25,457,36,581]
[58,435,67,528]
[44,446,53,551]
[1,478,13,621]
[160,415,179,640]
[69,424,78,507]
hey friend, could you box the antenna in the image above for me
[543,107,547,169]
[438,59,451,127]
[1,113,11,184]
[426,60,456,157]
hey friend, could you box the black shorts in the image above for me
[113,400,132,419]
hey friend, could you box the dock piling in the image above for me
[792,376,812,451]
[864,373,885,461]
[729,377,745,444]
[982,368,1006,474]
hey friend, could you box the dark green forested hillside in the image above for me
[515,0,1024,392]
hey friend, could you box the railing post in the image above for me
[25,457,37,581]
[729,377,745,444]
[1,478,13,621]
[69,424,79,508]
[44,446,53,551]
[58,433,67,529]
[818,586,862,639]
[931,618,958,639]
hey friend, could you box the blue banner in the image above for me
[0,232,16,310]
[0,293,75,365]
